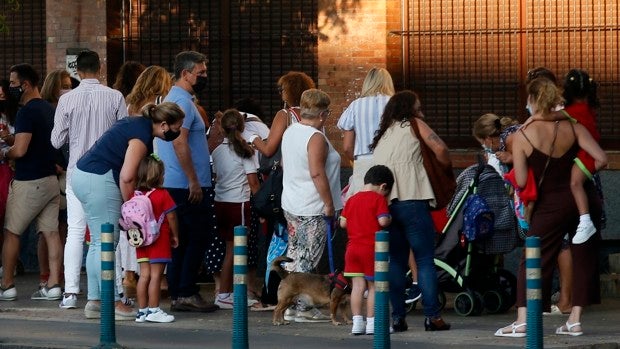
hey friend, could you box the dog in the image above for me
[271,256,351,326]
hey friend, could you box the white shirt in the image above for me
[241,113,270,168]
[212,138,257,203]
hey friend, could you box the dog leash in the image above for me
[324,216,336,274]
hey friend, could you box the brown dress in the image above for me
[515,127,601,310]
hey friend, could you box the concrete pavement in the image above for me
[0,272,619,349]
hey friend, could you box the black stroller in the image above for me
[406,158,520,316]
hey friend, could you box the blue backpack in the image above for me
[463,193,495,241]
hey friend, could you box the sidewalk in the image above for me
[0,272,619,349]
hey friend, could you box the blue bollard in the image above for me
[374,230,390,349]
[525,236,543,349]
[93,223,122,349]
[232,225,249,349]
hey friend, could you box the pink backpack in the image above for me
[119,190,164,247]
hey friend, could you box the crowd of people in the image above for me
[0,51,608,338]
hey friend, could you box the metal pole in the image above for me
[93,223,122,349]
[374,230,390,349]
[525,236,543,349]
[232,225,249,349]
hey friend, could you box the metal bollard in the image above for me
[525,236,543,349]
[374,230,390,349]
[232,225,249,349]
[93,223,122,349]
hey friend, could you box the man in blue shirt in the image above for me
[156,51,217,312]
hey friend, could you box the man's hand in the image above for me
[188,179,203,204]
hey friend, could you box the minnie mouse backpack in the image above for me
[119,190,164,247]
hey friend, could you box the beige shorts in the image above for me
[4,175,60,235]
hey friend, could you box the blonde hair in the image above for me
[136,154,164,191]
[527,77,564,116]
[40,69,71,105]
[300,89,331,119]
[361,68,395,97]
[126,66,173,114]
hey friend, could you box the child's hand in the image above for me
[170,235,179,248]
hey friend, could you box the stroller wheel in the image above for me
[482,290,504,314]
[454,290,482,316]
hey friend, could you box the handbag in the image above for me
[410,118,456,210]
[251,162,285,223]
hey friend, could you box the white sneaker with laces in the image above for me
[351,315,365,335]
[59,293,78,309]
[31,285,62,300]
[135,309,148,323]
[146,308,175,323]
[572,220,596,244]
[214,293,234,310]
[294,307,331,323]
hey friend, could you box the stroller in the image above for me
[406,157,520,316]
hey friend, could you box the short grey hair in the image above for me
[173,51,207,80]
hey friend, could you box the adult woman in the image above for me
[337,67,394,197]
[370,90,451,332]
[280,89,342,322]
[494,77,607,337]
[71,102,184,319]
[41,69,72,107]
[126,66,173,115]
[472,113,520,176]
[113,61,146,98]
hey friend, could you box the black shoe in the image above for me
[424,317,451,331]
[390,318,408,333]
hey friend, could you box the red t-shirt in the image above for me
[135,188,177,263]
[341,191,390,248]
[565,102,599,174]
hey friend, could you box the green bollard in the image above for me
[525,236,543,349]
[374,230,390,349]
[232,225,249,349]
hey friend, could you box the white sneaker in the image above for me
[214,293,234,310]
[294,307,331,323]
[135,309,148,323]
[365,317,375,335]
[0,285,17,301]
[59,293,78,309]
[31,285,62,300]
[146,308,175,323]
[284,307,296,321]
[351,316,365,335]
[84,300,101,319]
[572,220,596,244]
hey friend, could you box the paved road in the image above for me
[1,273,619,348]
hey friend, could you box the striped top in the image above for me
[337,94,391,157]
[51,79,127,171]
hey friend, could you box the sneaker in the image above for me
[31,285,62,301]
[60,293,78,309]
[84,300,101,319]
[294,307,331,323]
[284,307,296,321]
[405,282,422,304]
[146,308,175,323]
[572,220,596,244]
[351,316,365,335]
[135,309,148,323]
[214,293,234,310]
[115,304,137,321]
[0,285,17,301]
[390,317,408,333]
[366,317,375,335]
[174,294,219,313]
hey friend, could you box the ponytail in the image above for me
[221,109,254,158]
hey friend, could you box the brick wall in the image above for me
[46,0,109,84]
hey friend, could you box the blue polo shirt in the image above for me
[155,86,212,188]
[76,117,153,184]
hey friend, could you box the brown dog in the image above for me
[271,256,350,326]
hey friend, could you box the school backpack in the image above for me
[462,193,495,241]
[119,190,164,248]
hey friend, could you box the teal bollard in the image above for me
[374,230,390,349]
[232,225,249,349]
[93,223,123,349]
[525,236,543,349]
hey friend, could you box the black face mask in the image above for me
[163,128,181,142]
[8,86,24,102]
[192,76,208,93]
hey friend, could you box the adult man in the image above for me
[0,64,61,301]
[156,51,217,312]
[50,50,129,315]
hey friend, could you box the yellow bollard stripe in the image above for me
[233,274,247,284]
[526,268,541,279]
[102,270,115,280]
[375,242,389,253]
[374,261,389,273]
[375,281,389,292]
[526,288,541,300]
[525,248,540,259]
[234,235,247,246]
[101,233,114,243]
[101,251,115,262]
[233,255,247,265]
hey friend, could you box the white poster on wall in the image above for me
[66,48,84,80]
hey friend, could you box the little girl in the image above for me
[211,109,260,309]
[134,154,179,323]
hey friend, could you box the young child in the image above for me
[562,69,601,244]
[211,109,260,309]
[339,165,394,335]
[134,154,179,323]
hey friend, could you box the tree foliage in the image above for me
[0,0,21,34]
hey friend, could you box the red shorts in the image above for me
[215,201,251,241]
[344,244,375,280]
[136,224,172,263]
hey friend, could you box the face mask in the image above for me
[59,89,71,96]
[525,104,533,116]
[163,128,181,142]
[192,76,208,93]
[8,85,24,101]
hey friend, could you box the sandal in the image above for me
[555,321,583,336]
[494,322,527,338]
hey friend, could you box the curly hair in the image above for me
[563,69,600,109]
[277,71,315,106]
[126,65,172,114]
[370,90,420,151]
